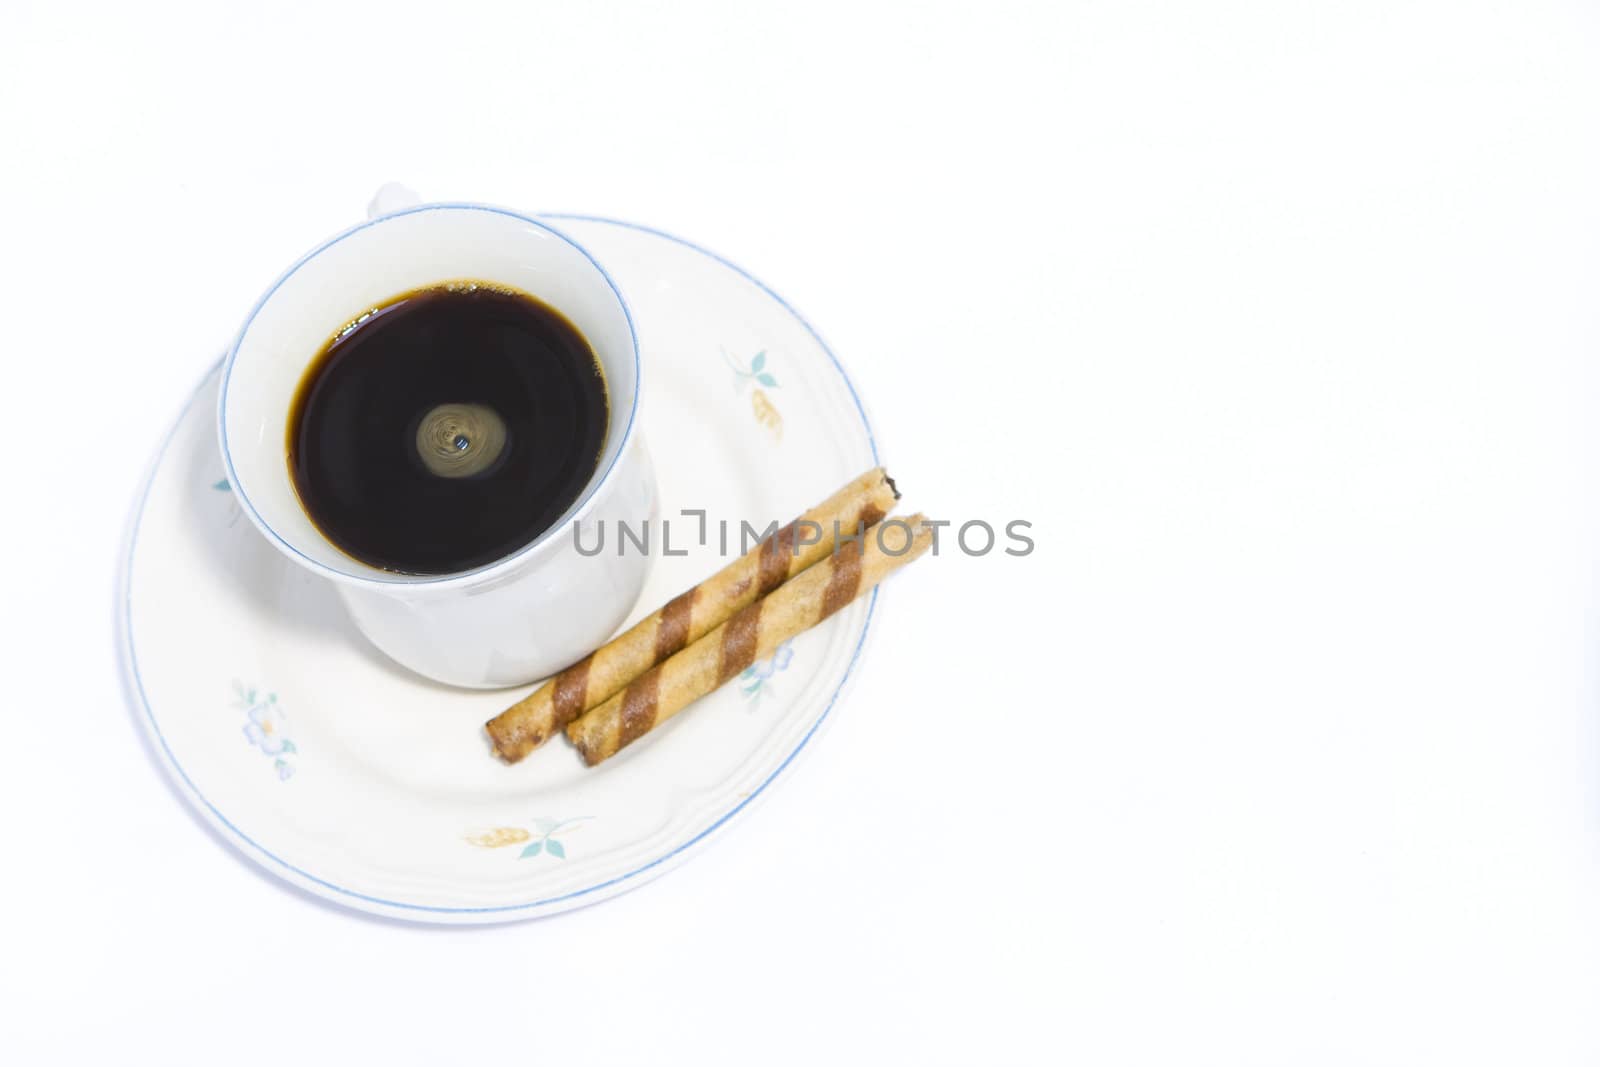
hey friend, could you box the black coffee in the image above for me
[287,283,608,575]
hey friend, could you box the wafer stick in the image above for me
[485,467,900,763]
[566,515,933,766]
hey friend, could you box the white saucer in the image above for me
[121,215,881,923]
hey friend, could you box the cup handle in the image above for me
[367,182,423,220]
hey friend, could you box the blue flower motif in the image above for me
[231,683,297,780]
[243,699,294,755]
[740,641,795,702]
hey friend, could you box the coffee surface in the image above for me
[288,283,608,575]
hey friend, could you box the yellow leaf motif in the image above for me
[465,827,531,848]
[751,388,783,440]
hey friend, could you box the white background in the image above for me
[3,1,1599,1062]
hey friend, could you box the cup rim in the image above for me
[216,201,641,592]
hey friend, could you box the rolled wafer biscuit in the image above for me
[485,467,900,763]
[566,515,933,766]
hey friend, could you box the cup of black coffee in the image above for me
[218,203,655,688]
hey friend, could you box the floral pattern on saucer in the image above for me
[741,641,795,704]
[467,816,592,860]
[724,348,783,440]
[231,682,296,780]
[211,477,242,527]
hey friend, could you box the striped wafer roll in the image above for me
[485,467,900,763]
[566,515,933,766]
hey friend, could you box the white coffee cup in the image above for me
[217,203,655,688]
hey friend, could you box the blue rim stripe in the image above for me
[125,215,880,916]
